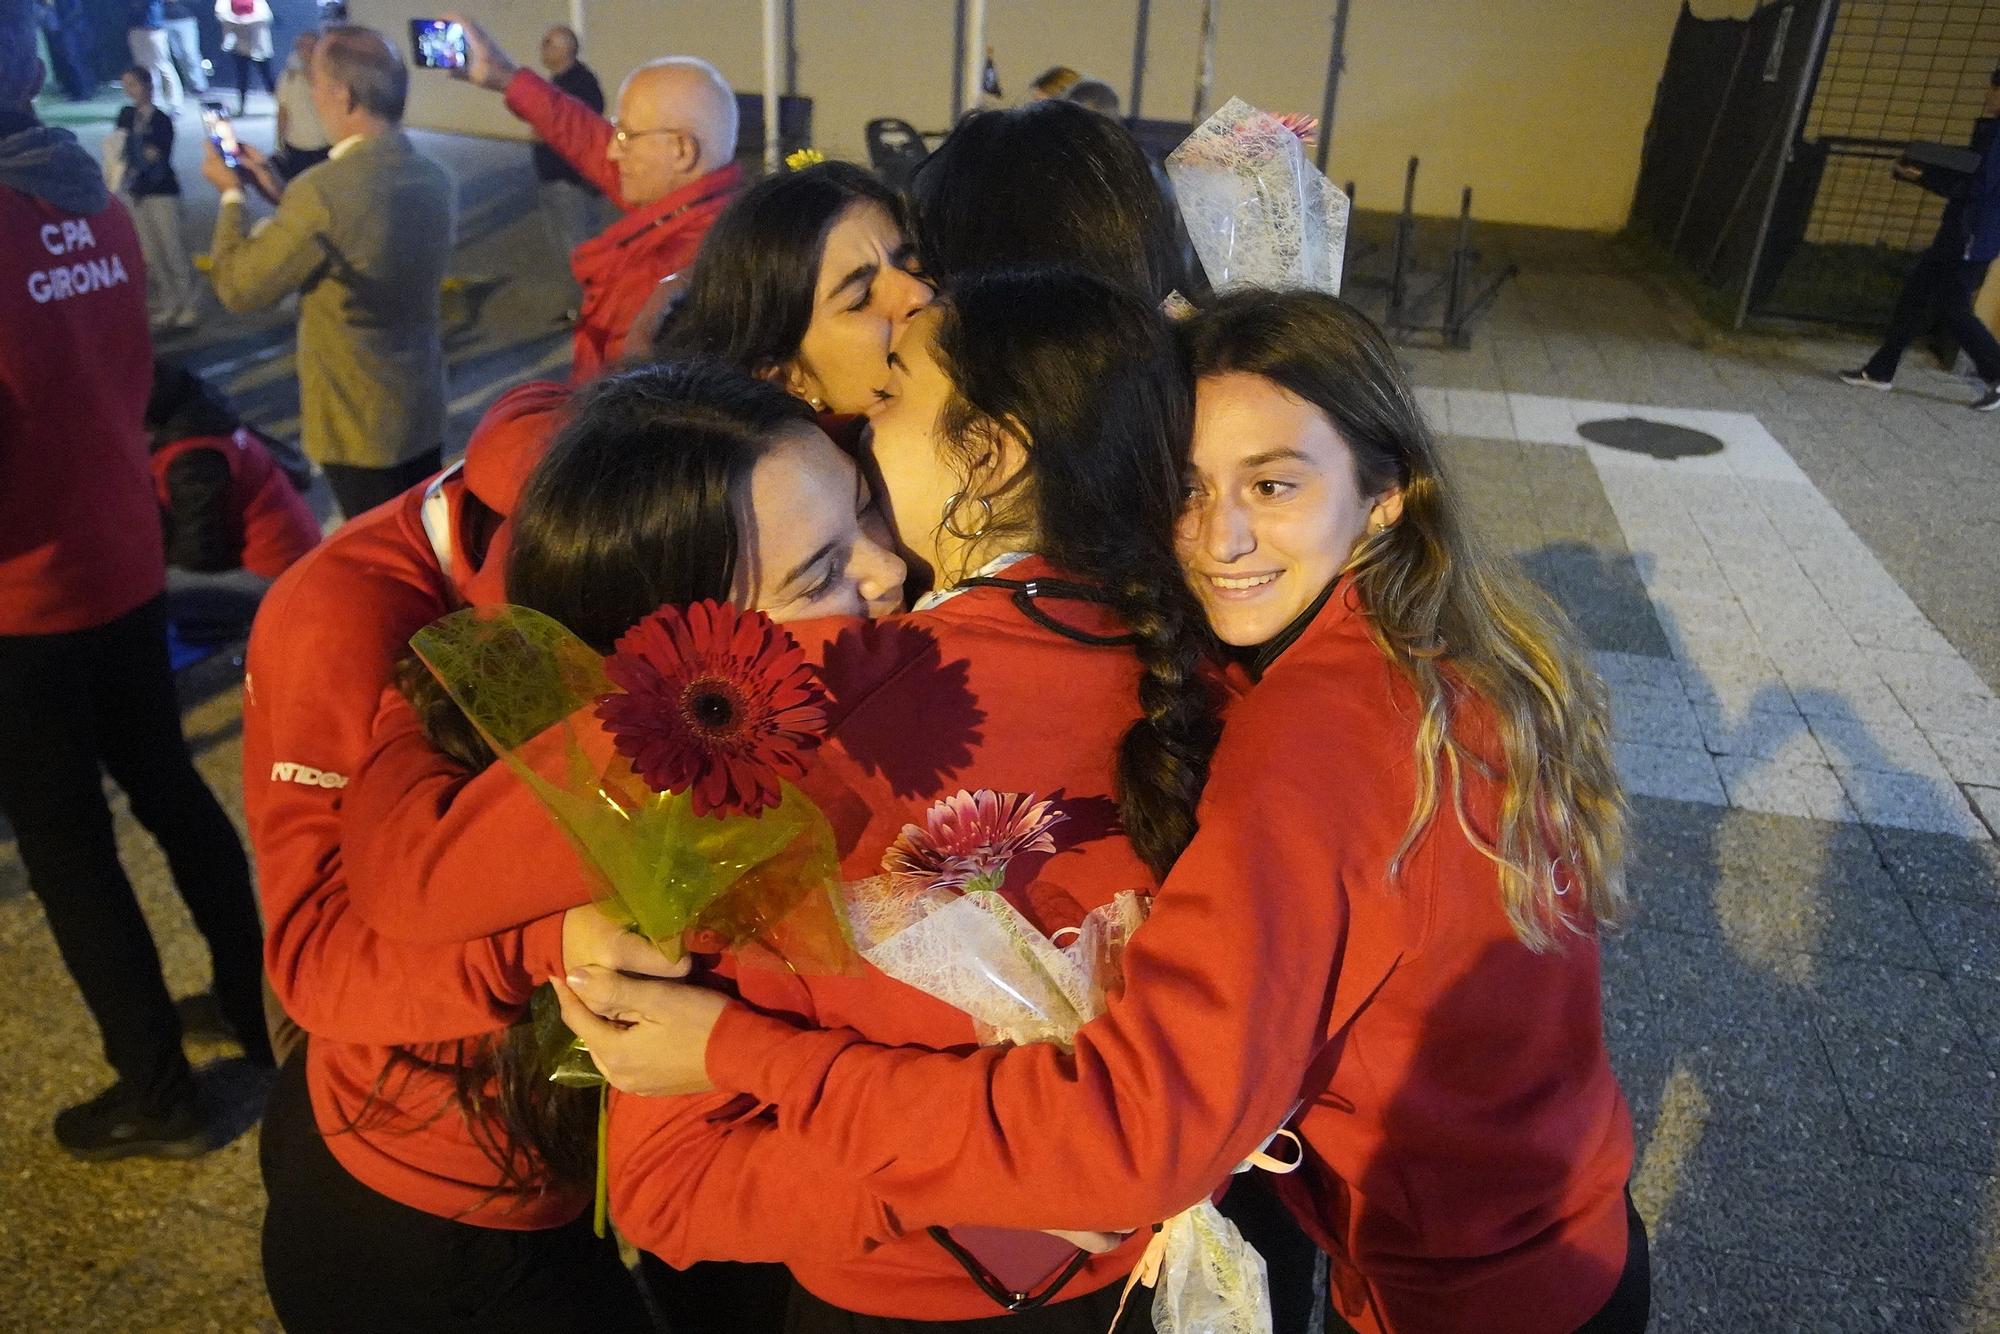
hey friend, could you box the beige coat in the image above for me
[210,131,453,468]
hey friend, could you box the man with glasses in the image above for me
[445,11,741,380]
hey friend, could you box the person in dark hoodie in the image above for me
[1843,66,2000,410]
[145,359,323,642]
[0,0,273,1161]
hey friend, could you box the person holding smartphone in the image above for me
[439,11,742,381]
[202,24,454,522]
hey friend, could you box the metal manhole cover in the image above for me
[1576,417,1725,460]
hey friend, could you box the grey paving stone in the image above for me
[1648,1239,1981,1334]
[1809,955,1999,1175]
[1616,740,1728,806]
[1635,930,1856,1134]
[1835,767,1990,840]
[1912,899,2000,985]
[1875,827,2000,904]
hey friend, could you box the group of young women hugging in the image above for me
[245,98,1651,1334]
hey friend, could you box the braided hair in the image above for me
[931,267,1219,876]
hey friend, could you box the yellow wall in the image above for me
[354,0,1766,232]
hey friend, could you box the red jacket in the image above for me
[333,561,1161,1318]
[704,584,1638,1334]
[246,384,571,1229]
[0,177,161,635]
[502,70,741,381]
[152,429,322,579]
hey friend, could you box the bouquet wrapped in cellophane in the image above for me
[1167,96,1350,298]
[845,791,1274,1334]
[411,598,856,1229]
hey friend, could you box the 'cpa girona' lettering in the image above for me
[26,254,131,304]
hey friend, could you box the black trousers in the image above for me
[233,51,276,106]
[1863,244,2000,385]
[260,1048,656,1334]
[0,594,262,1105]
[320,447,443,523]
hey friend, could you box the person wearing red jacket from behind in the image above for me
[145,359,322,642]
[555,293,1653,1334]
[0,8,270,1162]
[443,10,742,382]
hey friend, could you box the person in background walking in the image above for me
[1843,66,2000,411]
[214,0,271,114]
[161,0,205,94]
[271,28,328,179]
[2,0,272,1160]
[35,0,92,99]
[531,23,603,324]
[447,10,742,380]
[117,63,199,330]
[203,24,453,520]
[125,0,181,110]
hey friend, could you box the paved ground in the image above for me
[3,94,1999,1332]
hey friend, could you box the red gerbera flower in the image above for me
[883,789,1066,895]
[594,600,827,817]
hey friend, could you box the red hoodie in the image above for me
[151,428,322,579]
[1,177,160,635]
[702,584,1639,1334]
[334,562,1160,1318]
[246,382,575,1229]
[502,70,741,381]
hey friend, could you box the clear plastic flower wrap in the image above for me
[1167,96,1351,296]
[844,791,1273,1334]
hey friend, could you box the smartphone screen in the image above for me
[409,18,467,70]
[201,104,240,168]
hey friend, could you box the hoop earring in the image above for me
[941,491,993,541]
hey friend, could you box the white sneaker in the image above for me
[1837,368,1893,390]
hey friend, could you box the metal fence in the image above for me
[1631,0,2000,327]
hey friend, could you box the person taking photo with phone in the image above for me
[202,24,454,523]
[439,11,742,381]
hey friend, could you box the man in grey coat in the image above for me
[203,24,453,520]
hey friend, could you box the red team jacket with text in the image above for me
[245,383,574,1229]
[1,185,162,634]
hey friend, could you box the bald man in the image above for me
[447,12,742,380]
[530,24,603,319]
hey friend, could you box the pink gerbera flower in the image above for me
[883,789,1066,895]
[593,600,827,817]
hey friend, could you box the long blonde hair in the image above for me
[1182,292,1626,950]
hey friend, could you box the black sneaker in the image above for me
[53,1082,212,1162]
[1972,385,2000,412]
[1838,368,1893,390]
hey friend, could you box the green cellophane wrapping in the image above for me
[409,604,854,971]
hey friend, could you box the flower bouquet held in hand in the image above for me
[1167,96,1351,298]
[412,598,855,1230]
[845,792,1276,1334]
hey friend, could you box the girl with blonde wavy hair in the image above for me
[532,287,1651,1334]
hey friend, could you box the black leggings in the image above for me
[259,1048,655,1334]
[0,594,263,1105]
[234,52,276,104]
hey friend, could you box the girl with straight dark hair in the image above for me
[257,361,905,1334]
[655,160,933,418]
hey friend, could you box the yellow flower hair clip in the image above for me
[785,147,827,171]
